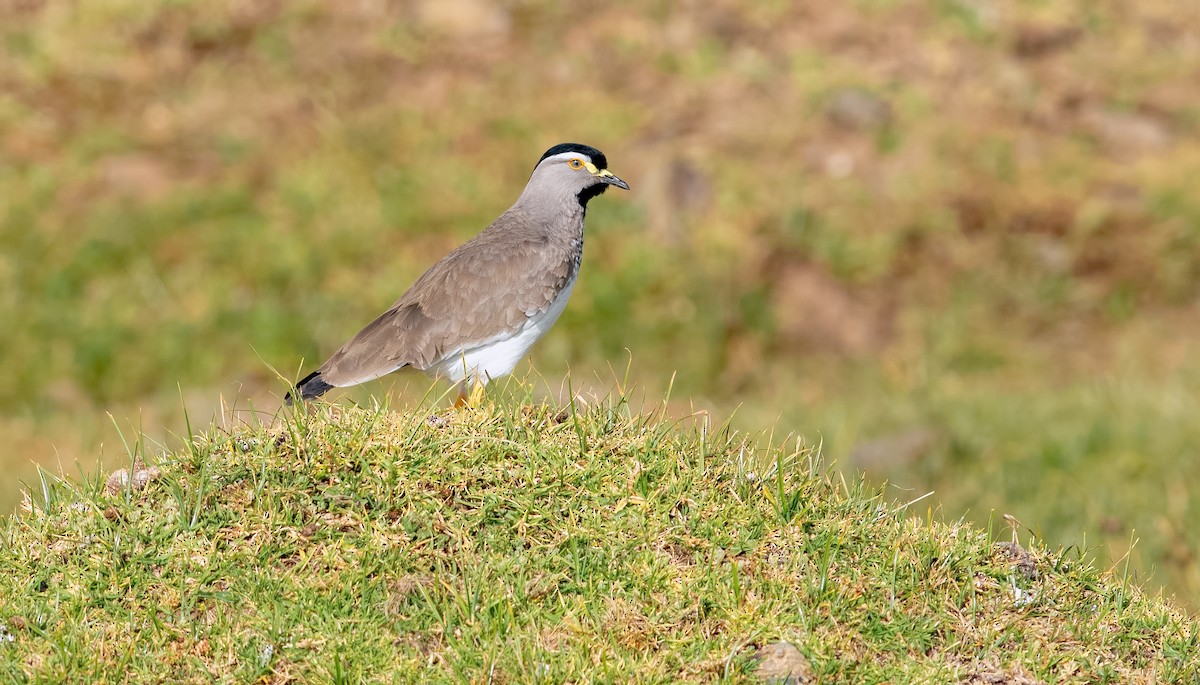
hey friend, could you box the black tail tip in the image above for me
[286,371,334,405]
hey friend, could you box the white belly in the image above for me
[431,279,576,385]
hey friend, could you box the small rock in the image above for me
[1080,106,1171,157]
[1028,236,1072,274]
[105,461,162,495]
[754,641,812,684]
[105,470,130,494]
[131,466,161,489]
[996,541,1040,580]
[825,88,893,131]
[965,667,1039,684]
[554,396,589,423]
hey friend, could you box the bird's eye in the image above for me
[568,159,583,169]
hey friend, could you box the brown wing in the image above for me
[312,220,576,389]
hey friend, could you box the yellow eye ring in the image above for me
[568,159,583,169]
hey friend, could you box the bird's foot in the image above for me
[453,382,487,409]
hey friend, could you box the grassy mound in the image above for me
[1,401,1196,683]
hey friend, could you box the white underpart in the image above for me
[431,277,577,385]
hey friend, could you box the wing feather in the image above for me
[313,213,577,389]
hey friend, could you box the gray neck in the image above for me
[510,189,586,240]
[507,190,586,280]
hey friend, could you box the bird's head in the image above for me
[525,143,629,209]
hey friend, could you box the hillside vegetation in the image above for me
[2,0,1200,606]
[1,402,1197,683]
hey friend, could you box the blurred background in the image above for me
[2,0,1199,607]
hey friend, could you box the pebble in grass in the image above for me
[995,541,1040,581]
[754,641,812,684]
[105,460,162,495]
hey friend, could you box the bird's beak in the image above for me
[583,160,629,190]
[597,168,630,190]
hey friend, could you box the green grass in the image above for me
[2,398,1197,683]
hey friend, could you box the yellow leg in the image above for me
[452,380,486,408]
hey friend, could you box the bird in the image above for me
[286,143,628,406]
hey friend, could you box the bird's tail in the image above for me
[285,371,335,405]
